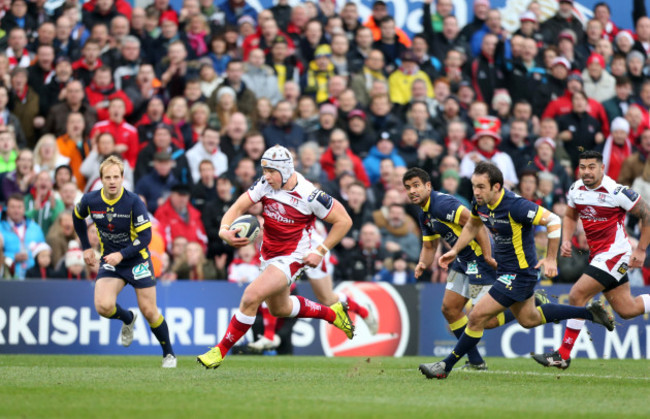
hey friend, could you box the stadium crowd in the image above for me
[1,0,650,285]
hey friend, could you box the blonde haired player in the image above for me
[73,156,176,367]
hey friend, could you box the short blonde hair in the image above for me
[99,155,125,178]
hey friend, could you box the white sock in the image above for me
[288,295,300,318]
[566,318,585,330]
[234,310,256,325]
[338,292,348,303]
[642,294,650,314]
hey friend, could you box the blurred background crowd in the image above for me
[1,0,650,286]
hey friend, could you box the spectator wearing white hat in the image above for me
[602,117,633,181]
[583,53,616,102]
[24,242,56,279]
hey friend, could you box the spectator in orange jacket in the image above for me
[154,184,208,254]
[364,1,411,48]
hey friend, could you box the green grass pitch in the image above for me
[1,355,649,418]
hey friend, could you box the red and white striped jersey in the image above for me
[567,175,640,260]
[247,173,334,260]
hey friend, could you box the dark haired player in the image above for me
[419,161,615,379]
[73,156,176,367]
[533,151,650,369]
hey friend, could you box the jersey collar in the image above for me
[422,195,432,212]
[101,187,124,206]
[487,189,505,210]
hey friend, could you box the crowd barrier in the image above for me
[1,281,649,358]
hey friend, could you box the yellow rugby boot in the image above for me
[330,302,355,339]
[197,347,224,369]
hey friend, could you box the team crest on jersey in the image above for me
[308,189,333,210]
[598,193,607,203]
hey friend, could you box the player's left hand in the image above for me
[535,257,557,278]
[629,247,646,269]
[303,252,323,268]
[103,252,124,267]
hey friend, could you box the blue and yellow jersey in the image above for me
[471,189,543,278]
[74,188,152,261]
[418,191,494,285]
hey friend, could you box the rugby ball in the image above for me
[230,215,261,242]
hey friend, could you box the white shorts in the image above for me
[590,250,630,281]
[446,269,492,304]
[260,255,307,286]
[305,253,333,280]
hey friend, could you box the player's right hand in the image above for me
[560,240,572,258]
[438,249,457,269]
[219,228,250,248]
[83,249,97,268]
[414,262,427,279]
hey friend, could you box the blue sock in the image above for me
[150,316,174,357]
[450,316,484,365]
[443,328,484,372]
[538,304,592,324]
[108,304,134,324]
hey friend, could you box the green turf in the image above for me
[0,355,649,418]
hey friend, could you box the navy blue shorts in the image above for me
[488,273,537,308]
[96,257,156,289]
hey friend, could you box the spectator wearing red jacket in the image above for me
[542,71,610,137]
[89,97,139,168]
[242,17,295,61]
[85,66,133,121]
[320,128,371,187]
[154,184,208,253]
[82,0,132,20]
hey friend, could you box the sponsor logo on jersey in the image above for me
[579,205,608,222]
[321,282,409,357]
[132,262,152,280]
[622,188,639,202]
[102,264,116,271]
[264,200,295,224]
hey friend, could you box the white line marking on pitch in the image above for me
[457,369,650,381]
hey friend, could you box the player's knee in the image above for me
[441,303,460,322]
[140,306,159,323]
[614,304,638,320]
[95,301,115,318]
[568,289,587,306]
[518,316,540,329]
[241,289,264,310]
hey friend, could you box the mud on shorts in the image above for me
[446,269,492,304]
[260,255,307,286]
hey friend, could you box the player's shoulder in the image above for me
[249,176,271,192]
[608,178,640,203]
[82,190,102,204]
[568,179,585,195]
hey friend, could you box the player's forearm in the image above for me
[321,218,352,251]
[452,222,479,253]
[561,216,577,243]
[546,236,560,261]
[418,246,436,269]
[120,228,152,259]
[475,226,492,260]
[73,215,92,250]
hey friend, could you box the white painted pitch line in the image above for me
[455,368,650,381]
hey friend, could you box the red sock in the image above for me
[261,307,277,340]
[295,295,336,322]
[217,314,253,356]
[558,327,581,360]
[346,296,368,319]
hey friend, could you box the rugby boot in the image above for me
[586,301,615,331]
[197,347,224,369]
[330,302,355,339]
[419,361,449,379]
[532,350,571,370]
[120,311,137,347]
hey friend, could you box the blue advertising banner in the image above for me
[0,280,419,356]
[166,0,640,39]
[419,283,650,359]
